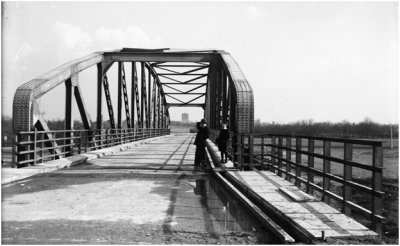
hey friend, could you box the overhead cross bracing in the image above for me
[151,62,209,109]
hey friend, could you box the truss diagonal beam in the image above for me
[120,63,131,128]
[158,74,208,84]
[103,75,115,129]
[165,94,186,104]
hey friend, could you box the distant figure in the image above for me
[194,119,209,167]
[216,123,229,163]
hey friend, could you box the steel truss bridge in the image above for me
[11,48,384,239]
[13,48,253,166]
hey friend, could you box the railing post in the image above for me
[295,138,302,186]
[343,143,353,216]
[249,135,254,170]
[285,136,292,182]
[52,132,56,160]
[277,136,283,176]
[11,134,16,168]
[323,140,331,204]
[236,134,243,170]
[307,139,315,194]
[372,145,383,237]
[271,136,276,173]
[27,133,32,166]
[41,132,44,163]
[78,130,82,154]
[85,131,88,153]
[261,136,265,169]
[34,128,37,166]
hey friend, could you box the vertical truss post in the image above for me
[133,62,141,128]
[215,69,219,128]
[131,62,136,128]
[209,64,217,128]
[148,70,152,128]
[217,68,223,127]
[141,62,147,128]
[152,78,157,129]
[229,79,236,133]
[65,79,73,131]
[222,70,227,123]
[118,62,123,129]
[204,75,210,124]
[227,79,232,132]
[161,104,165,129]
[97,63,103,129]
[65,78,73,155]
[157,87,161,128]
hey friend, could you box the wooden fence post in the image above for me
[271,136,276,173]
[278,136,283,177]
[286,137,292,182]
[323,140,331,204]
[307,139,315,194]
[343,143,353,216]
[372,145,383,237]
[249,135,254,170]
[237,134,243,170]
[295,138,302,186]
[261,136,265,169]
[34,128,37,165]
[12,136,16,168]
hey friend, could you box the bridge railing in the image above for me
[235,133,384,236]
[12,128,170,168]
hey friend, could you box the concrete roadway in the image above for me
[2,134,271,244]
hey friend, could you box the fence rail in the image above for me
[228,133,384,236]
[13,128,170,168]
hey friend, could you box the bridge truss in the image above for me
[12,48,254,166]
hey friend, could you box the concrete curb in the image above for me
[1,135,169,185]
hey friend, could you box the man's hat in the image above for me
[201,119,207,124]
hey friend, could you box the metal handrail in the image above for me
[13,128,170,167]
[233,133,384,236]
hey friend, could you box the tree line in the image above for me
[2,116,398,147]
[254,118,398,139]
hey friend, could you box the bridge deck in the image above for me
[225,170,379,240]
[80,133,198,172]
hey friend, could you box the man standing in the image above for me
[194,119,209,168]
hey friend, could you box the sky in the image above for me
[1,1,398,124]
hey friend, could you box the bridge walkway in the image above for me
[224,170,379,241]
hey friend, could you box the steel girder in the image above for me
[12,48,253,135]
